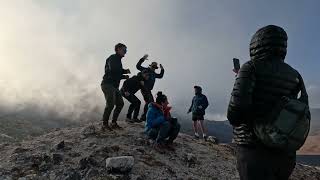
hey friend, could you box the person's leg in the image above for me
[124,95,135,120]
[101,84,116,129]
[141,90,153,121]
[156,121,170,144]
[167,120,181,143]
[147,128,159,141]
[192,114,199,138]
[274,153,296,180]
[198,119,208,139]
[111,89,124,125]
[131,95,141,120]
[236,145,274,180]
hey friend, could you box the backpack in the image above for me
[254,97,310,151]
[249,61,311,151]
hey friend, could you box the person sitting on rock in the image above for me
[188,86,209,140]
[121,70,150,123]
[145,91,180,151]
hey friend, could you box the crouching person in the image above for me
[121,70,150,123]
[145,91,180,152]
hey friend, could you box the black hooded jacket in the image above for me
[102,54,128,88]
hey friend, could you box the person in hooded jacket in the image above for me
[188,86,209,140]
[145,91,180,152]
[227,25,309,180]
[121,70,149,123]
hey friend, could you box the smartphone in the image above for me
[233,58,240,71]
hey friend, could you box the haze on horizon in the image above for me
[0,1,319,123]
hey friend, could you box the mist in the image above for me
[0,1,319,125]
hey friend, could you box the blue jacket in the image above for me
[145,103,166,132]
[188,93,209,115]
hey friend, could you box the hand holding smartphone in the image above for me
[233,58,240,74]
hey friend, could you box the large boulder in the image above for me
[105,156,134,174]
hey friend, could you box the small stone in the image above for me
[207,136,219,144]
[55,141,65,150]
[105,156,134,173]
[81,125,96,138]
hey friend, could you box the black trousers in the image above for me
[123,94,141,119]
[140,89,154,121]
[101,84,124,124]
[236,145,296,180]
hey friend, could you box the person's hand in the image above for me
[233,69,239,74]
[140,81,145,86]
[125,69,131,74]
[160,64,164,70]
[187,110,191,114]
[124,75,130,79]
[142,54,149,60]
[124,92,130,97]
[198,105,203,109]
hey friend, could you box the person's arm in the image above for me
[227,61,255,126]
[202,95,209,110]
[155,64,164,79]
[136,58,148,71]
[297,73,311,120]
[188,98,194,113]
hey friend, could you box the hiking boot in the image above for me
[126,118,135,123]
[110,122,123,130]
[194,134,200,139]
[133,118,143,123]
[165,142,175,151]
[101,124,113,132]
[153,143,165,154]
[203,135,208,141]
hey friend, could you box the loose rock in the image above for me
[105,156,134,174]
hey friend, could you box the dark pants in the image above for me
[101,84,124,124]
[236,145,296,180]
[141,89,154,121]
[147,120,181,144]
[123,93,141,119]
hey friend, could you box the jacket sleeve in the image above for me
[202,95,209,110]
[136,58,148,71]
[188,98,194,112]
[297,72,311,120]
[227,61,256,126]
[155,69,164,79]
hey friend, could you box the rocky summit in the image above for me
[0,122,319,180]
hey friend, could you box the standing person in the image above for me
[101,43,131,131]
[227,25,310,180]
[188,86,209,140]
[121,70,150,123]
[136,54,165,121]
[145,91,181,152]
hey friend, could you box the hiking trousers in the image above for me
[101,84,124,124]
[123,93,141,119]
[236,145,296,180]
[141,89,154,121]
[147,120,181,144]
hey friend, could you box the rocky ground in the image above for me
[0,121,319,180]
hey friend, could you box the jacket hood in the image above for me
[250,25,288,62]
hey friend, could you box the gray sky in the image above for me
[0,0,319,122]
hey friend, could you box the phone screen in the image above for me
[233,58,240,71]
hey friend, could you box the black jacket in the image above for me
[121,74,146,94]
[102,54,128,88]
[136,58,164,91]
[227,58,309,145]
[188,93,209,115]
